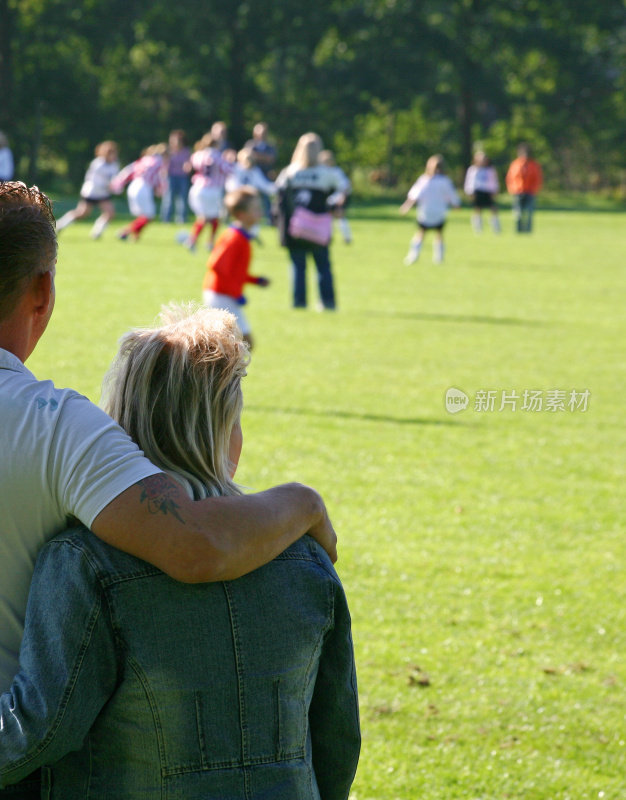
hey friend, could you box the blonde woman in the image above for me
[0,305,360,799]
[275,132,350,310]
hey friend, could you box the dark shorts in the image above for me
[418,220,445,232]
[473,190,496,210]
[80,194,112,205]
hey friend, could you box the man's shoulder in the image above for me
[0,352,91,415]
[0,347,30,373]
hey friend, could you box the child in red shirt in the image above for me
[202,187,270,349]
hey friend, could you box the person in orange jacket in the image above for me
[506,143,543,233]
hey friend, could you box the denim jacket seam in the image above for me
[125,654,167,771]
[98,570,162,589]
[60,532,161,586]
[297,577,335,752]
[162,749,308,777]
[223,583,249,763]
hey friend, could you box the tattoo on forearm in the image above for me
[138,475,185,523]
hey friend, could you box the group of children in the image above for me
[56,132,353,346]
[56,133,539,348]
[56,140,169,242]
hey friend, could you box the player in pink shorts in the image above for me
[179,134,234,253]
[112,144,168,241]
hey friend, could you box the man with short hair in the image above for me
[0,181,337,697]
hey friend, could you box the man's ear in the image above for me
[31,270,54,317]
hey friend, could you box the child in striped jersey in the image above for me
[112,144,168,241]
[180,134,234,253]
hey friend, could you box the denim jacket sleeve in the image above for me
[309,574,361,800]
[0,537,118,788]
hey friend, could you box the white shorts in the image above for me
[127,179,156,219]
[189,185,224,219]
[202,291,250,335]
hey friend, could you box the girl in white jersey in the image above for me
[225,148,276,200]
[399,154,460,265]
[318,149,353,244]
[56,141,120,240]
[464,150,501,234]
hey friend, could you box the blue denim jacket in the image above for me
[0,529,360,799]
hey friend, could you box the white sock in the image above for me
[404,239,422,264]
[90,215,109,239]
[491,215,501,233]
[338,217,352,242]
[472,213,482,232]
[56,211,76,231]
[433,241,444,263]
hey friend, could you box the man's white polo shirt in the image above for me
[0,348,160,688]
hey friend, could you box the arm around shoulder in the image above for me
[91,475,337,583]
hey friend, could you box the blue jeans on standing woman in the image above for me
[289,245,336,309]
[161,174,190,223]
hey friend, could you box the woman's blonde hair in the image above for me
[102,304,250,499]
[95,140,118,158]
[290,132,323,169]
[425,154,446,176]
[236,147,255,169]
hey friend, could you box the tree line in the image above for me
[1,0,624,194]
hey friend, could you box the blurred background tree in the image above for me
[1,0,624,194]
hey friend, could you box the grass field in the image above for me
[33,199,625,799]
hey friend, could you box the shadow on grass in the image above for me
[359,309,546,327]
[246,404,467,427]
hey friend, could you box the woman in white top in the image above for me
[226,148,276,197]
[464,150,501,234]
[225,148,276,239]
[318,150,353,244]
[56,141,120,240]
[399,154,460,265]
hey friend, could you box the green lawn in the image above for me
[32,199,625,799]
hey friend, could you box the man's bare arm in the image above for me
[91,474,337,583]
